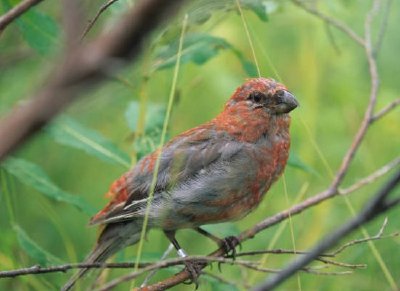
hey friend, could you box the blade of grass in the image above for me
[132,13,189,286]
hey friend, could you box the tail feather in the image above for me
[62,221,143,291]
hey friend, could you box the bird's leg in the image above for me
[195,227,241,259]
[163,230,202,287]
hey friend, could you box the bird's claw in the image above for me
[183,260,202,289]
[220,236,241,259]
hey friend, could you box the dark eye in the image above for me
[248,91,265,103]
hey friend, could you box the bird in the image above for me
[62,77,298,290]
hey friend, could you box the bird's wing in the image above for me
[90,124,244,225]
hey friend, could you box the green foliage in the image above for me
[1,0,59,54]
[152,33,258,76]
[241,0,269,21]
[288,152,318,175]
[125,101,168,160]
[1,0,399,290]
[1,157,95,215]
[13,225,63,266]
[45,116,131,168]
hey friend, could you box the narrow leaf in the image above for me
[242,0,269,22]
[46,116,131,168]
[13,225,63,266]
[152,33,232,72]
[2,158,95,215]
[288,153,318,175]
[125,102,167,160]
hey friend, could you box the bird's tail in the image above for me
[62,221,143,291]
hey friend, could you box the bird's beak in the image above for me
[276,91,299,114]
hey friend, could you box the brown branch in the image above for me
[81,0,120,40]
[291,0,365,46]
[371,98,400,122]
[0,262,151,278]
[339,157,400,195]
[0,0,184,161]
[253,169,400,290]
[0,0,43,32]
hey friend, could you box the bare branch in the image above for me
[371,98,400,122]
[291,0,365,46]
[253,169,400,290]
[329,217,399,256]
[0,0,184,161]
[0,0,43,32]
[339,157,400,195]
[0,262,151,278]
[81,0,120,40]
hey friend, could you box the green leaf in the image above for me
[1,0,59,55]
[153,33,257,77]
[152,33,232,72]
[125,102,168,160]
[242,0,269,22]
[1,158,95,215]
[14,225,63,266]
[46,116,131,168]
[230,48,259,77]
[288,153,318,175]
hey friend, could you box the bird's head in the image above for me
[226,78,299,115]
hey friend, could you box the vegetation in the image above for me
[0,0,399,290]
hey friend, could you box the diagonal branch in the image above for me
[0,0,43,32]
[0,0,184,161]
[291,0,365,46]
[253,169,400,290]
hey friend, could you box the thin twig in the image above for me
[81,0,120,40]
[253,169,400,290]
[95,256,276,291]
[339,157,400,195]
[0,262,151,278]
[291,0,365,46]
[0,0,43,32]
[329,218,399,256]
[371,98,400,122]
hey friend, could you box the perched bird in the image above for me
[63,77,298,290]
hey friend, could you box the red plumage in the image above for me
[63,77,298,290]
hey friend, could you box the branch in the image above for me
[0,0,184,162]
[371,98,400,122]
[0,262,151,278]
[254,169,400,290]
[339,157,400,195]
[81,0,120,40]
[0,0,43,32]
[291,0,365,46]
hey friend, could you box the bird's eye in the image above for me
[248,91,265,103]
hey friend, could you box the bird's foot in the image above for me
[183,259,203,289]
[220,236,241,259]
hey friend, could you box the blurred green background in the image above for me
[0,0,399,290]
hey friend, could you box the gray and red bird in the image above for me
[63,77,298,290]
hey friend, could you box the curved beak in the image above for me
[277,91,299,114]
